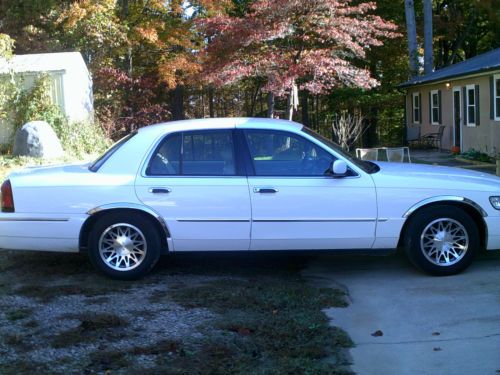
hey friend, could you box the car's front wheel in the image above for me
[404,205,479,276]
[88,213,161,280]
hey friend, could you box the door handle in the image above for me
[253,187,278,193]
[149,187,172,194]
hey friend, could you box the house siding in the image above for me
[406,71,500,155]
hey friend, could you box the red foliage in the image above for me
[93,67,170,139]
[198,0,400,96]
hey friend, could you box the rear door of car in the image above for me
[239,128,377,250]
[135,128,251,251]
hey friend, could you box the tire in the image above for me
[88,212,162,280]
[404,205,479,276]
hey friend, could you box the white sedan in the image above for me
[1,118,499,279]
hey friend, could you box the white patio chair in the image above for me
[386,147,404,162]
[356,148,379,161]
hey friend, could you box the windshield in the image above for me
[302,127,379,174]
[88,132,137,172]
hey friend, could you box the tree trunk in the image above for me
[171,85,185,120]
[286,94,293,121]
[300,91,309,126]
[423,0,433,74]
[404,0,419,78]
[267,92,275,118]
[286,82,298,121]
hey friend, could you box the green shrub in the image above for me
[3,73,110,157]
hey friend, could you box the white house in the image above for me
[0,52,93,146]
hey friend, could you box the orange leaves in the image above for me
[134,26,159,44]
[158,55,201,88]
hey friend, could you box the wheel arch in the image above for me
[398,197,487,249]
[79,203,170,254]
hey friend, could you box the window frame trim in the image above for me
[494,74,500,121]
[412,92,421,124]
[430,89,440,125]
[466,84,477,127]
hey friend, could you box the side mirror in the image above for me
[331,160,347,176]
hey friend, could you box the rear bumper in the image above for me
[0,213,87,252]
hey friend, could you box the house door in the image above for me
[453,88,462,149]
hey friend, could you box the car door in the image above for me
[135,129,251,251]
[242,128,377,250]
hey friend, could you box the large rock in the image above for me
[13,121,64,158]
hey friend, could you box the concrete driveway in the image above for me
[304,251,500,375]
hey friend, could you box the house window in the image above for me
[494,74,500,121]
[430,90,440,125]
[466,84,476,126]
[412,92,420,123]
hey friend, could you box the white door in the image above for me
[243,129,377,250]
[135,129,251,251]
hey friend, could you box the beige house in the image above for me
[400,48,500,155]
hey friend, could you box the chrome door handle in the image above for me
[149,187,172,194]
[253,187,278,193]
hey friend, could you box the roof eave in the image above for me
[398,66,500,89]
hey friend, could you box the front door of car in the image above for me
[242,129,377,250]
[135,129,251,251]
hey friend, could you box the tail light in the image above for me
[1,180,15,212]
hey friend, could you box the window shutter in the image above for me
[490,76,495,120]
[462,86,467,125]
[410,94,414,123]
[428,92,432,123]
[438,90,442,124]
[475,84,480,125]
[418,93,422,123]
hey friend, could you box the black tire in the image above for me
[404,205,479,276]
[88,212,162,280]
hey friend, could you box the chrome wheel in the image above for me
[420,218,469,267]
[99,223,147,271]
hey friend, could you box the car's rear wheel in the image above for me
[88,213,161,280]
[404,205,479,275]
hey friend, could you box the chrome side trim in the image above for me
[0,218,69,222]
[403,196,488,218]
[177,219,250,222]
[86,202,171,237]
[253,218,376,223]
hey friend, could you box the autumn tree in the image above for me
[198,0,399,119]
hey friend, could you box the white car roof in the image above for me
[138,117,304,137]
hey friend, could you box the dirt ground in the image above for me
[0,251,352,375]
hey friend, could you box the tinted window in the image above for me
[147,130,235,176]
[147,133,181,175]
[244,130,335,176]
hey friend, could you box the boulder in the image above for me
[13,121,64,158]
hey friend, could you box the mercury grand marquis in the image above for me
[1,118,499,279]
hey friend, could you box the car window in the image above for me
[244,129,336,176]
[147,130,236,176]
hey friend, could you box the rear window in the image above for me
[89,132,137,172]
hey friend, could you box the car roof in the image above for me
[137,117,304,137]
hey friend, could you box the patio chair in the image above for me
[385,147,405,162]
[356,148,379,161]
[422,125,445,151]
